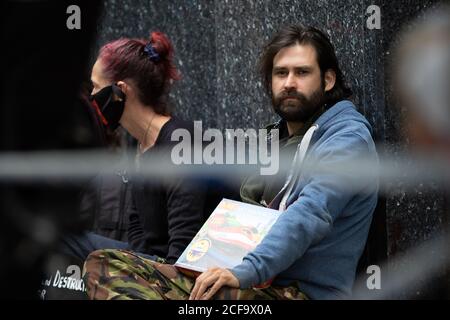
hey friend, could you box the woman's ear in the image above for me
[116,80,135,102]
[324,69,336,92]
[116,81,128,94]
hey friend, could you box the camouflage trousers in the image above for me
[82,249,308,300]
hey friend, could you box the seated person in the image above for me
[62,31,210,265]
[82,24,379,300]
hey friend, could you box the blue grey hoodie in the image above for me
[231,100,379,299]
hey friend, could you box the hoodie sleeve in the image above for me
[231,130,376,288]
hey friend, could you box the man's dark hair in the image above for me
[259,24,353,106]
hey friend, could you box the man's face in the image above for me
[271,43,325,122]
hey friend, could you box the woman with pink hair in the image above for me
[63,31,208,266]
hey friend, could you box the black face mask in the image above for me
[89,84,126,130]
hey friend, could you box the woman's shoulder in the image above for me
[158,116,195,143]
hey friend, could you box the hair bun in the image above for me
[150,31,173,60]
[149,31,180,81]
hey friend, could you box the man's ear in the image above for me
[324,69,336,92]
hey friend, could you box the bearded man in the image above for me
[83,25,379,300]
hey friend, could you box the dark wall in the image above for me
[2,0,102,299]
[95,0,447,297]
[96,0,386,134]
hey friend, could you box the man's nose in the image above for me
[283,72,297,90]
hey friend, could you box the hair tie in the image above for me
[143,42,160,62]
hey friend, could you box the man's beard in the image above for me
[272,86,325,122]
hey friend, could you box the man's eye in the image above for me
[275,70,287,76]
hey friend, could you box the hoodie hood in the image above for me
[314,100,373,138]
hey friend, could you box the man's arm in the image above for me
[230,131,376,288]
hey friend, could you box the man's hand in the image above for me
[189,267,240,300]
